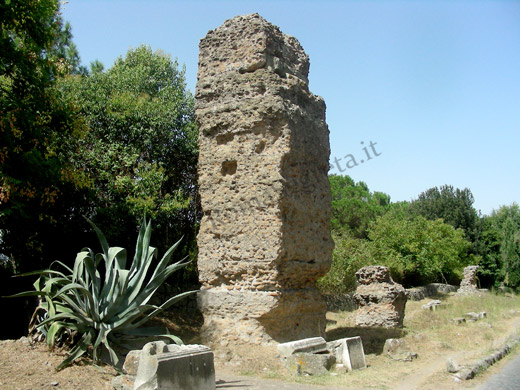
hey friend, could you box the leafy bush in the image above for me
[368,211,470,286]
[317,231,373,294]
[11,218,194,369]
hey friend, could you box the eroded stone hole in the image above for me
[216,133,234,145]
[255,140,266,154]
[221,160,237,176]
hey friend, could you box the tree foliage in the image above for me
[317,230,372,294]
[408,185,479,242]
[482,204,520,288]
[330,174,390,238]
[60,45,199,267]
[0,0,89,272]
[368,210,470,287]
[321,177,473,293]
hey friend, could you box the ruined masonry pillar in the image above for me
[195,13,334,346]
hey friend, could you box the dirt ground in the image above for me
[0,338,117,390]
[0,336,516,390]
[1,296,519,390]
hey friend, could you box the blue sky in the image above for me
[61,1,520,215]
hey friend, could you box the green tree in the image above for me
[368,210,470,286]
[329,174,390,238]
[54,20,87,75]
[476,215,502,288]
[485,204,520,288]
[408,185,479,242]
[60,45,199,276]
[0,0,89,272]
[0,0,91,339]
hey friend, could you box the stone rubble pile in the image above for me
[277,336,366,376]
[457,265,480,295]
[353,266,408,328]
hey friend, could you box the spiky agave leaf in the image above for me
[8,217,196,370]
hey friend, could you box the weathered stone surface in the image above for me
[284,353,335,376]
[457,265,479,295]
[323,293,358,312]
[327,337,366,371]
[134,341,215,390]
[383,338,418,362]
[383,338,405,355]
[422,300,442,311]
[195,13,333,345]
[391,351,418,362]
[446,357,460,373]
[452,317,466,324]
[406,283,458,301]
[464,311,487,322]
[122,350,140,376]
[354,266,407,328]
[456,367,475,380]
[111,375,134,390]
[277,337,327,358]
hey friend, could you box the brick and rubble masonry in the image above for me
[457,265,480,295]
[195,13,334,346]
[354,266,408,328]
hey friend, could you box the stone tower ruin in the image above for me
[195,13,333,345]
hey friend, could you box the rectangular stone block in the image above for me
[284,353,335,376]
[134,342,215,390]
[327,337,366,371]
[277,337,327,358]
[155,350,215,390]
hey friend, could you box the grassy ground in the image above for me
[232,291,520,389]
[1,291,518,389]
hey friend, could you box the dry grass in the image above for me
[241,291,520,389]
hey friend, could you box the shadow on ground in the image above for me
[326,326,406,354]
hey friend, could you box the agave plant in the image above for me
[11,218,195,369]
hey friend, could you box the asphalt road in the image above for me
[478,349,520,390]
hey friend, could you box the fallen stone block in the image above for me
[406,283,458,301]
[464,312,484,322]
[446,357,460,373]
[383,338,418,362]
[452,317,466,324]
[422,300,441,311]
[327,337,366,371]
[134,341,215,390]
[277,337,327,358]
[383,339,405,355]
[389,351,418,362]
[456,367,474,380]
[284,352,335,376]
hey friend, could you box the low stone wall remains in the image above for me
[406,283,458,301]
